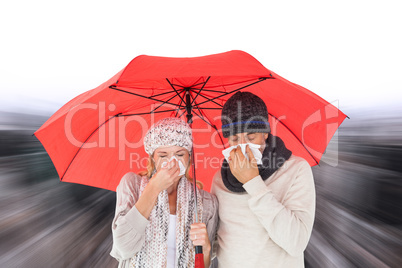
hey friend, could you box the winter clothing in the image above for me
[221,135,292,192]
[131,175,203,268]
[144,117,193,155]
[221,91,271,138]
[211,155,315,267]
[110,172,218,268]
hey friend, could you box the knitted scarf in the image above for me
[131,176,203,268]
[221,135,292,193]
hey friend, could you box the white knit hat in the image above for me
[144,117,193,155]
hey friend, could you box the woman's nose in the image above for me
[167,153,173,158]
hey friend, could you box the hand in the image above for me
[149,159,181,192]
[228,145,259,184]
[190,223,211,255]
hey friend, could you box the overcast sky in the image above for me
[1,1,401,116]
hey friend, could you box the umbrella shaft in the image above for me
[186,89,193,123]
[192,145,199,223]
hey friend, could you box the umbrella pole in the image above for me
[191,145,204,268]
[191,146,199,223]
[185,89,204,268]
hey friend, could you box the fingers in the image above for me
[164,159,178,175]
[191,222,207,230]
[245,145,257,165]
[229,146,250,170]
[161,158,178,170]
[170,159,181,178]
[229,147,234,161]
[229,146,242,163]
[190,223,209,246]
[236,146,246,159]
[167,158,178,169]
[161,161,169,169]
[159,162,178,176]
[229,147,240,174]
[231,146,256,166]
[171,167,180,179]
[228,148,236,172]
[154,159,181,191]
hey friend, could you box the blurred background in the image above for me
[1,1,401,267]
[1,106,401,267]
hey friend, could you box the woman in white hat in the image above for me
[110,117,218,268]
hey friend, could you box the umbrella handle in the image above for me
[194,245,204,268]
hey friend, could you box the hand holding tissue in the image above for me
[161,155,186,176]
[222,143,263,165]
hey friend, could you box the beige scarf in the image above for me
[131,176,203,268]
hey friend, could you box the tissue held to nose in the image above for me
[161,155,186,176]
[222,143,263,165]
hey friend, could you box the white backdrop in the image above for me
[1,0,401,114]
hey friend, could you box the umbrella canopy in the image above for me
[35,50,347,191]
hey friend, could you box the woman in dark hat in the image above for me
[211,91,315,267]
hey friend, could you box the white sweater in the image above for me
[211,155,315,268]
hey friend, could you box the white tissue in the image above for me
[222,143,263,165]
[161,155,186,176]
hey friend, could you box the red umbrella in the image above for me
[34,50,347,192]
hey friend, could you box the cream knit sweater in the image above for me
[211,155,315,267]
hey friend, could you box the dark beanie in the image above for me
[221,91,270,138]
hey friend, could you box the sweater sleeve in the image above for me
[209,173,221,268]
[110,172,149,261]
[242,159,316,257]
[201,190,219,259]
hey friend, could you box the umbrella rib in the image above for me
[150,90,184,113]
[191,99,217,129]
[110,86,182,107]
[192,110,214,128]
[189,91,210,123]
[192,92,223,108]
[170,82,202,88]
[195,104,219,123]
[166,78,186,104]
[174,95,185,117]
[191,76,211,105]
[190,90,215,124]
[177,109,187,119]
[191,109,226,149]
[197,104,226,149]
[191,88,227,94]
[60,113,121,181]
[190,81,209,87]
[170,83,185,89]
[191,107,221,110]
[269,112,320,165]
[120,109,185,117]
[189,91,226,148]
[192,100,206,122]
[171,77,205,89]
[193,105,219,131]
[191,77,270,91]
[194,77,270,107]
[152,90,181,98]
